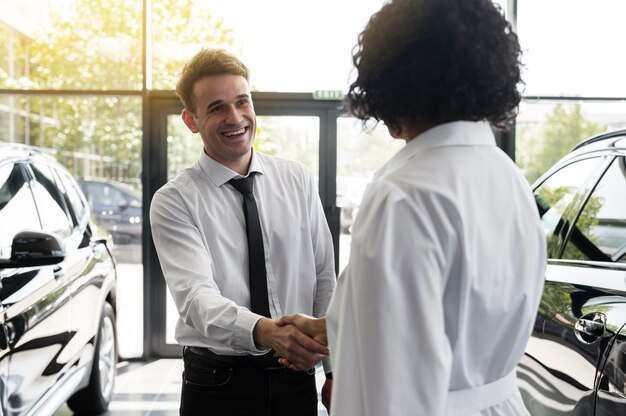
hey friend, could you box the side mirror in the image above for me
[0,231,65,269]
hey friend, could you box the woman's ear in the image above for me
[386,122,403,139]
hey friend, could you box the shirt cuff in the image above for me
[322,355,332,374]
[234,309,270,353]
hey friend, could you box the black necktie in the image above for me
[229,174,271,318]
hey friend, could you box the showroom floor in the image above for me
[53,359,329,416]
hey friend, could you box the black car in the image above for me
[0,143,117,416]
[518,129,626,415]
[78,179,142,245]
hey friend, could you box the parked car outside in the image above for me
[78,179,142,246]
[0,142,117,416]
[517,129,626,415]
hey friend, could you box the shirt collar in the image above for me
[375,121,495,179]
[198,149,264,187]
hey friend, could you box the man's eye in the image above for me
[237,99,249,106]
[208,105,223,113]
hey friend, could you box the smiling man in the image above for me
[149,49,336,416]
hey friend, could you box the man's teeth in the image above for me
[223,128,246,137]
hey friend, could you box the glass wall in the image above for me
[152,0,387,92]
[515,0,626,182]
[0,0,143,90]
[517,0,626,97]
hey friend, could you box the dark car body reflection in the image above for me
[518,131,626,415]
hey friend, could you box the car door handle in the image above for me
[53,265,64,279]
[575,312,606,338]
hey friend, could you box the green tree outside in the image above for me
[517,103,607,184]
[2,0,234,187]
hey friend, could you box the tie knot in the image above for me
[229,174,255,196]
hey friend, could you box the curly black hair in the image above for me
[346,0,523,129]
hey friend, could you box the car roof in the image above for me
[0,142,58,164]
[571,128,626,152]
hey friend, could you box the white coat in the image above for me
[327,121,546,416]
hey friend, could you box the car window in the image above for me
[0,163,42,260]
[534,157,604,258]
[56,169,88,227]
[86,182,128,207]
[30,162,72,239]
[563,157,626,263]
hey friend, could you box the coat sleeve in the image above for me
[329,180,453,416]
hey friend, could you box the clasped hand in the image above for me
[275,314,328,370]
[253,316,328,371]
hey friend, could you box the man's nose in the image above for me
[225,105,243,124]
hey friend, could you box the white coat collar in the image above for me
[374,121,496,180]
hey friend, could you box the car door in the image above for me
[0,160,71,415]
[556,155,626,415]
[518,154,614,415]
[51,168,104,367]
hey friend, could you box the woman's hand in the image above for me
[277,314,328,346]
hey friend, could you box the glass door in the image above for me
[145,92,340,357]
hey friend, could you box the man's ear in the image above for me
[181,109,200,133]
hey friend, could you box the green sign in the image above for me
[313,90,344,100]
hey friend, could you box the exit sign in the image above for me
[313,90,344,100]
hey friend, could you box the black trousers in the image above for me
[180,347,318,416]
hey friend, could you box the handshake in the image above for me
[253,314,328,371]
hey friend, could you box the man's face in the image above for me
[182,74,256,171]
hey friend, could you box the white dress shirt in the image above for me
[150,150,336,355]
[327,121,546,415]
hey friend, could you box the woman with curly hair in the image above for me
[279,0,547,414]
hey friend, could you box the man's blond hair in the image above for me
[175,49,249,113]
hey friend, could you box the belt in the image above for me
[185,346,316,375]
[185,346,283,371]
[445,370,519,416]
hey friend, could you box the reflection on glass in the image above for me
[564,157,626,262]
[31,163,72,238]
[0,163,41,260]
[336,117,404,273]
[533,157,603,258]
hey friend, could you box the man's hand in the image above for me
[253,318,328,371]
[277,314,328,346]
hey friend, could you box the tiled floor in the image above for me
[53,359,329,416]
